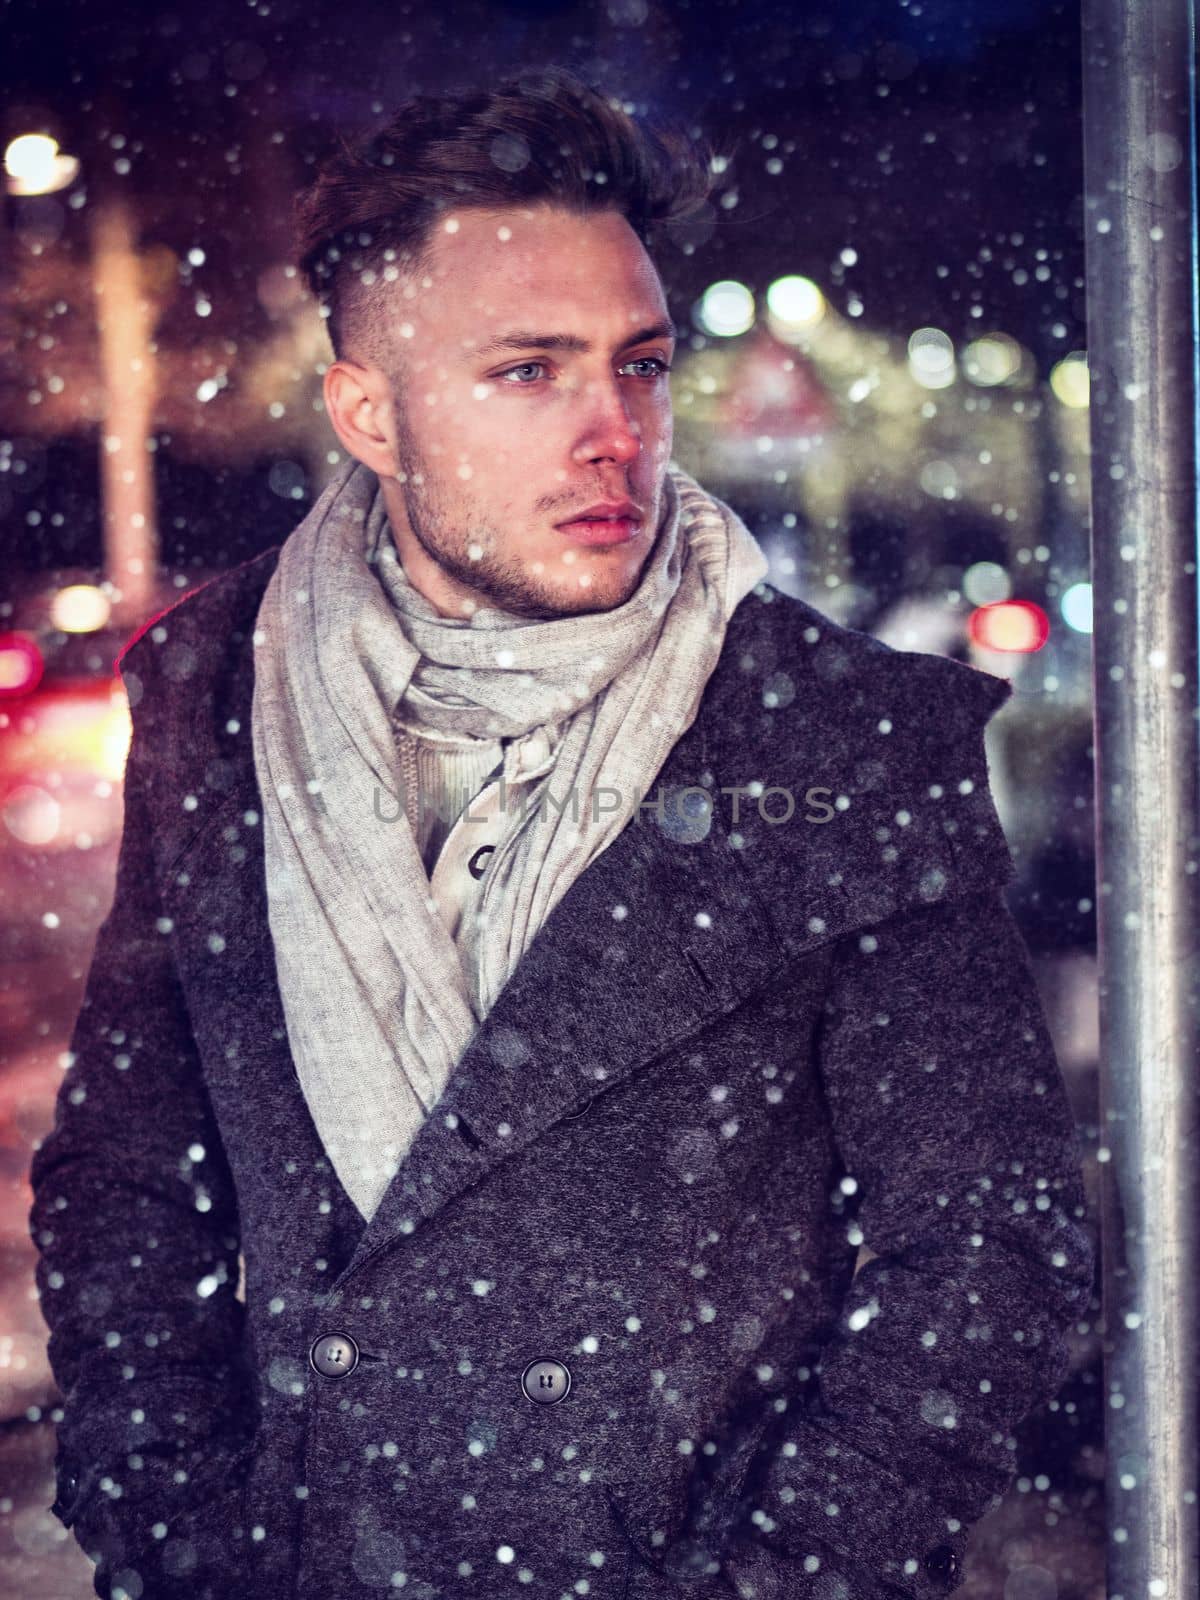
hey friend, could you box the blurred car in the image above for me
[0,568,211,861]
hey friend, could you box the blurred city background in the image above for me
[1,0,1103,1594]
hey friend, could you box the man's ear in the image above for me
[323,360,400,477]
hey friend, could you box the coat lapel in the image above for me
[339,723,787,1282]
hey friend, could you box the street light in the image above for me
[4,133,80,196]
[4,130,159,623]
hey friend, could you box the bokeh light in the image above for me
[1061,581,1094,634]
[1050,351,1090,408]
[50,585,113,634]
[963,561,1013,605]
[765,275,826,330]
[0,634,45,695]
[696,280,756,338]
[963,333,1024,387]
[4,132,79,196]
[908,327,956,389]
[969,599,1050,652]
[2,784,62,847]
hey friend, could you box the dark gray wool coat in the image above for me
[28,544,1095,1600]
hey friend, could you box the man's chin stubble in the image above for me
[453,565,638,621]
[398,487,651,620]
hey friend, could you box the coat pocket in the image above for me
[603,1482,736,1599]
[599,1394,777,1599]
[606,1495,816,1600]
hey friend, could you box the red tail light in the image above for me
[0,632,45,695]
[968,600,1049,653]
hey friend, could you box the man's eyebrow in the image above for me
[468,319,678,360]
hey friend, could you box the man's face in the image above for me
[330,202,677,620]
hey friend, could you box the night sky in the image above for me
[5,0,1085,353]
[2,0,1086,576]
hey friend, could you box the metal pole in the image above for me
[1082,3,1200,1599]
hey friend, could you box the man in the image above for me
[30,67,1094,1600]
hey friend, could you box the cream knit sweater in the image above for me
[394,723,504,875]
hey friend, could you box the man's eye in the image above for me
[498,362,547,384]
[625,356,673,377]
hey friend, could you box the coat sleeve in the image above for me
[717,880,1096,1600]
[26,646,261,1588]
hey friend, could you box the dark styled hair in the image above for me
[293,65,732,367]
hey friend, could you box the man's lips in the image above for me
[553,516,642,546]
[553,500,644,546]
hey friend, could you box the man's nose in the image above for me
[571,381,643,466]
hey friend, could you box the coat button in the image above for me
[924,1545,959,1584]
[309,1332,360,1377]
[521,1358,571,1404]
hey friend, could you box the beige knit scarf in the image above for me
[250,457,767,1222]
